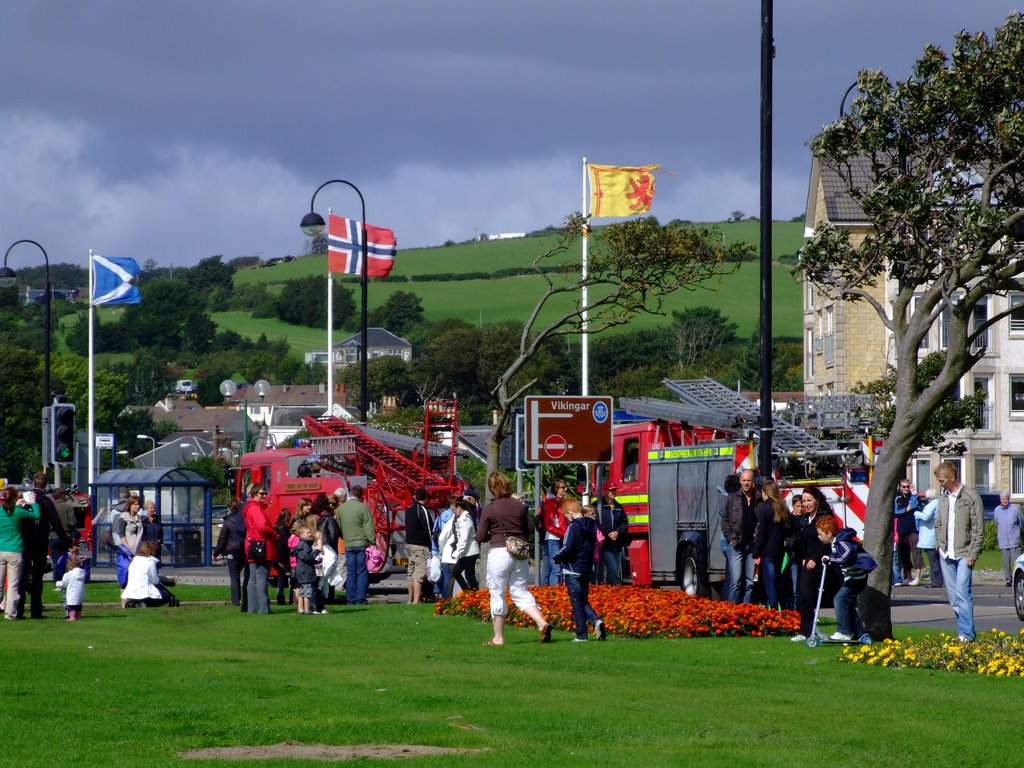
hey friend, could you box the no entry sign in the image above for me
[524,395,613,464]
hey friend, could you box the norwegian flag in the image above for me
[328,214,397,277]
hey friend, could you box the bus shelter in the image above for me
[90,468,214,567]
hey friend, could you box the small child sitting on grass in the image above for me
[816,515,877,642]
[55,553,87,621]
[553,499,606,642]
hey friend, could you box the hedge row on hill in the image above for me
[374,264,568,283]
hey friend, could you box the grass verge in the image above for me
[0,597,1018,767]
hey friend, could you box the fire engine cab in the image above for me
[603,378,878,597]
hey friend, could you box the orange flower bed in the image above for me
[434,585,799,639]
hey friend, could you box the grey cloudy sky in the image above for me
[0,1,1016,268]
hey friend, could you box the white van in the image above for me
[175,379,195,394]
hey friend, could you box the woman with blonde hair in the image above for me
[752,480,795,610]
[475,471,550,645]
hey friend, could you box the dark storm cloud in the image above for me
[0,1,1018,263]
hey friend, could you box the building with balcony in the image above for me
[804,157,1024,498]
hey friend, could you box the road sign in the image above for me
[524,395,613,464]
[95,433,115,449]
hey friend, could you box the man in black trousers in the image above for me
[18,471,73,619]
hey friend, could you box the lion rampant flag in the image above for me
[587,163,660,218]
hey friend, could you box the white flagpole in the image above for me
[87,249,96,489]
[326,207,334,418]
[581,157,589,397]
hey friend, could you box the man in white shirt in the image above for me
[933,462,985,641]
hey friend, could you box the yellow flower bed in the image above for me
[840,629,1024,676]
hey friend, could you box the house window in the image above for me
[1010,293,1024,334]
[343,348,358,364]
[1011,457,1024,496]
[974,456,992,493]
[823,306,834,366]
[971,298,989,354]
[806,328,814,378]
[913,295,929,349]
[914,458,931,492]
[974,375,992,432]
[1011,375,1024,414]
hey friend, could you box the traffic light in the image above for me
[50,403,76,465]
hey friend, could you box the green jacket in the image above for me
[336,499,376,548]
[935,486,985,561]
[0,502,40,552]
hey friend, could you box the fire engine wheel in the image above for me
[677,545,707,598]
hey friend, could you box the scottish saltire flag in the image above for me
[92,255,141,305]
[328,214,397,277]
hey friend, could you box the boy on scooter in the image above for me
[816,516,877,642]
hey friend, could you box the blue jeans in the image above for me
[939,554,975,640]
[345,546,369,605]
[597,548,624,585]
[759,556,781,609]
[833,576,867,636]
[564,573,600,639]
[892,548,902,585]
[727,544,754,603]
[543,539,562,586]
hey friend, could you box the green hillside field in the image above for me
[223,221,806,353]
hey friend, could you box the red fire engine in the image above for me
[601,378,877,596]
[232,401,468,576]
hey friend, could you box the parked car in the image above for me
[1014,553,1024,622]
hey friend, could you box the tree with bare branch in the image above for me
[486,214,745,479]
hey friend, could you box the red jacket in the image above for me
[540,497,568,540]
[242,499,277,563]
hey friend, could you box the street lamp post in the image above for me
[137,434,156,468]
[219,379,270,458]
[0,240,52,412]
[300,179,369,423]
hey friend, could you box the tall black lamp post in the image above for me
[0,240,52,410]
[300,179,369,423]
[758,0,774,478]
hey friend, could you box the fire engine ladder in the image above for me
[660,377,835,456]
[302,415,450,502]
[418,400,460,478]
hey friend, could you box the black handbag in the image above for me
[247,540,266,560]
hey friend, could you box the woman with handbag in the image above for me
[242,483,277,614]
[475,471,550,646]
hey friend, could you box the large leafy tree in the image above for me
[368,290,424,336]
[798,14,1024,638]
[275,276,355,329]
[486,214,744,480]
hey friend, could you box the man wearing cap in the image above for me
[595,481,629,585]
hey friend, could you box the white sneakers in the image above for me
[830,631,854,642]
[791,634,807,642]
[907,578,920,586]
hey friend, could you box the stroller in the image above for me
[805,561,872,647]
[116,543,179,607]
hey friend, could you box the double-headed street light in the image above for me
[0,240,52,411]
[300,179,369,423]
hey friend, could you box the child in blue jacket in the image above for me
[553,500,606,642]
[816,515,877,642]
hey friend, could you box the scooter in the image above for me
[805,562,872,648]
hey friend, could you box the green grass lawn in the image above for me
[222,222,805,350]
[218,260,801,348]
[0,596,1016,767]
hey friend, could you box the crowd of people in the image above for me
[4,462,1019,646]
